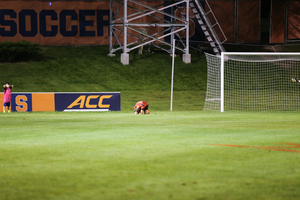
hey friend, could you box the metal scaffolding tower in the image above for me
[108,0,226,64]
[109,0,191,65]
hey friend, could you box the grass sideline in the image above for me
[0,46,207,111]
[1,111,300,200]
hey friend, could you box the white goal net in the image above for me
[204,52,300,112]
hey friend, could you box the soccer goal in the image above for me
[204,52,300,112]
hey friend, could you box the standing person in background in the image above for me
[134,101,149,115]
[3,82,13,113]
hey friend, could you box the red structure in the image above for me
[0,0,299,45]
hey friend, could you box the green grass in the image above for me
[0,46,207,111]
[2,45,300,199]
[1,111,300,200]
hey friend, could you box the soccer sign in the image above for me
[0,1,111,45]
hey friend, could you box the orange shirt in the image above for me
[134,101,148,110]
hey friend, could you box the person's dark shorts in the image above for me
[4,102,10,107]
[143,105,149,110]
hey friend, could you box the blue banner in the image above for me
[11,93,32,112]
[54,92,121,111]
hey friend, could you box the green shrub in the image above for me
[0,41,42,62]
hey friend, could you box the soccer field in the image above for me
[1,111,300,200]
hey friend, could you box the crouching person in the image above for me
[134,101,149,115]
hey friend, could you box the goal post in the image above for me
[204,52,300,112]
